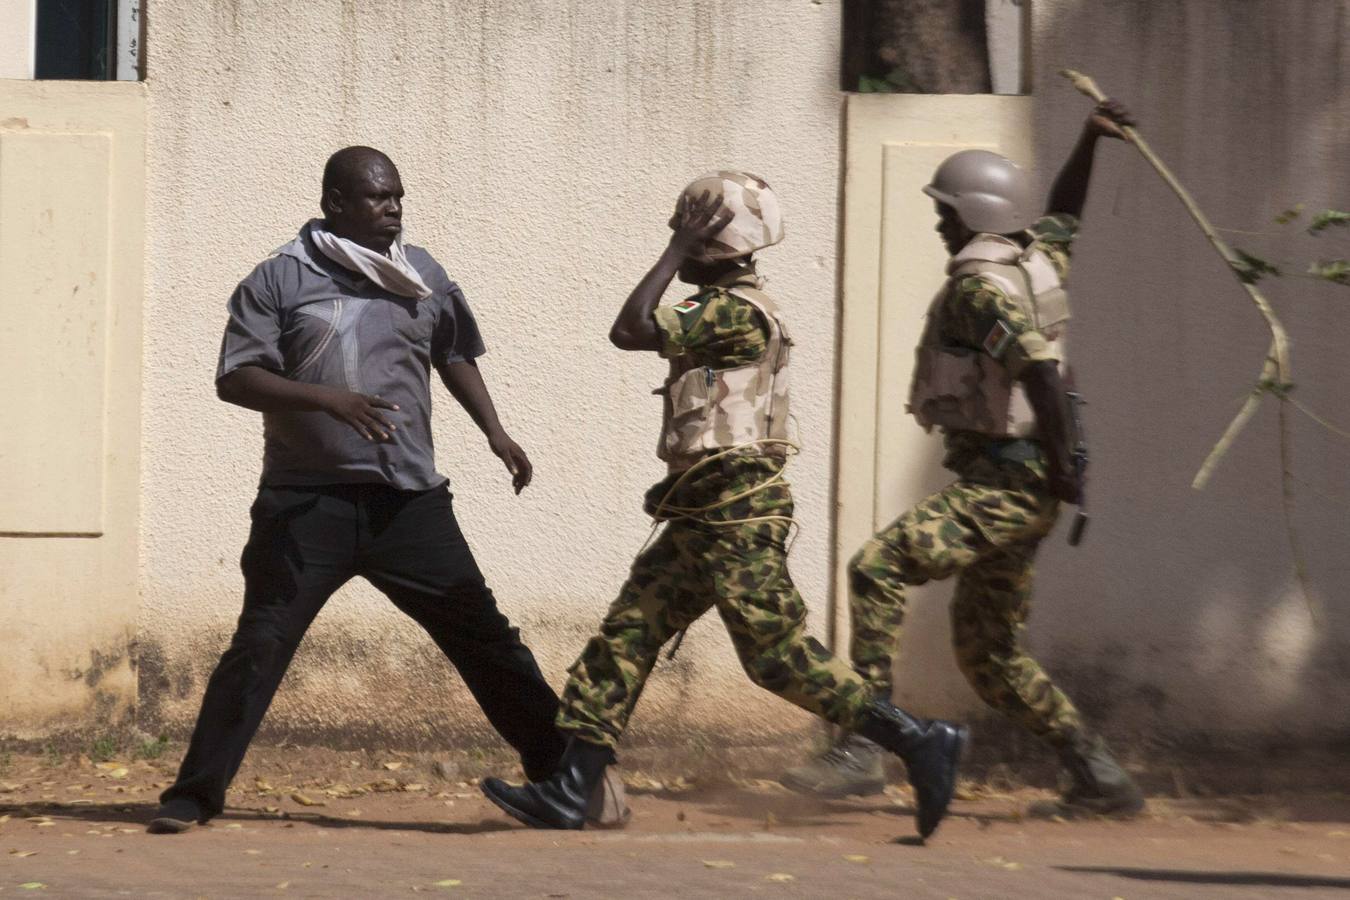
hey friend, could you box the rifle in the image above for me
[1065,390,1089,546]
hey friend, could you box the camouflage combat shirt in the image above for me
[938,214,1079,476]
[643,267,793,528]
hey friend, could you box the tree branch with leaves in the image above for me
[1061,70,1348,621]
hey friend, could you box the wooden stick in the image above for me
[1063,70,1319,621]
[1060,69,1293,484]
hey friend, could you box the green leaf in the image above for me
[857,75,895,93]
[1231,248,1281,284]
[1308,259,1350,285]
[1274,204,1304,225]
[1308,210,1350,235]
[883,67,923,93]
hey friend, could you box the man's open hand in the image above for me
[489,431,533,494]
[667,190,734,258]
[321,388,399,441]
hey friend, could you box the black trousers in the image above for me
[162,483,566,817]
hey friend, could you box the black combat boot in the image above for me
[1049,732,1144,817]
[481,737,613,830]
[855,699,967,839]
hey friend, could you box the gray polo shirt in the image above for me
[217,222,486,490]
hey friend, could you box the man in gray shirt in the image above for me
[149,146,569,833]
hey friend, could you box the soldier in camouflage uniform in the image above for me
[482,172,966,840]
[782,102,1147,818]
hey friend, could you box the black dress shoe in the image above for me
[147,796,205,834]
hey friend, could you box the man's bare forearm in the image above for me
[218,365,398,441]
[1045,127,1101,220]
[438,359,506,439]
[609,243,684,351]
[1021,361,1079,502]
[217,366,334,412]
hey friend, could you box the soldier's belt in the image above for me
[984,438,1043,463]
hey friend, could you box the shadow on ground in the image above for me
[0,800,511,836]
[1060,866,1350,890]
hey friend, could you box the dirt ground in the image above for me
[2,747,1349,899]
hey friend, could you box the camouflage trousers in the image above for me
[847,461,1088,749]
[558,520,874,749]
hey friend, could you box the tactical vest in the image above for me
[656,283,792,472]
[907,233,1070,438]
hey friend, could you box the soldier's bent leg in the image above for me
[712,526,872,726]
[949,546,1087,745]
[711,526,966,838]
[847,485,998,696]
[485,526,711,830]
[785,487,993,799]
[557,525,713,749]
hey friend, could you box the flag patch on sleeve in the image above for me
[672,298,702,314]
[982,320,1016,358]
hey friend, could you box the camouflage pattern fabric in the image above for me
[558,511,874,749]
[908,215,1080,437]
[679,171,784,262]
[847,453,1088,746]
[653,269,791,472]
[556,271,872,749]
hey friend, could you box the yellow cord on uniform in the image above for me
[638,437,803,659]
[636,438,804,558]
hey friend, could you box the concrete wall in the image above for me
[132,0,1349,760]
[138,1,844,752]
[0,81,146,742]
[1022,0,1350,749]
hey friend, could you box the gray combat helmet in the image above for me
[922,149,1037,235]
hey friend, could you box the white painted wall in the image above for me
[1025,0,1350,745]
[134,0,1350,758]
[0,0,36,79]
[139,0,844,751]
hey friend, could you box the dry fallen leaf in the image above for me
[245,849,262,855]
[701,860,735,869]
[19,883,47,890]
[11,850,38,857]
[765,873,796,883]
[432,879,462,888]
[843,854,870,863]
[275,882,290,890]
[382,762,404,771]
[290,792,325,807]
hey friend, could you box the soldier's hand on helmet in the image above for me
[668,189,734,257]
[1087,99,1136,141]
